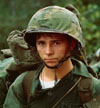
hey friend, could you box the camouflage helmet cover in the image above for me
[24,5,84,48]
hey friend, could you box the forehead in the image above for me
[36,33,68,40]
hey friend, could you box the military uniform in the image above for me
[3,58,100,108]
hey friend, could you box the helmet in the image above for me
[24,5,84,48]
[24,5,87,65]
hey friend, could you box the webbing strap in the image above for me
[23,71,35,103]
[52,76,82,108]
[78,74,93,104]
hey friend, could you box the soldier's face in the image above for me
[36,33,71,68]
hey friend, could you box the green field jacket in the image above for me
[3,59,100,108]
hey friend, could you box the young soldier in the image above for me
[3,5,100,108]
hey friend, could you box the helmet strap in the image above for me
[44,55,71,69]
[54,69,57,85]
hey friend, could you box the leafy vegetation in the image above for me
[0,0,100,56]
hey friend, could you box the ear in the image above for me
[69,38,77,51]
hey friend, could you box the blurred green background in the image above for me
[0,0,100,56]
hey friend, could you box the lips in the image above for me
[44,58,57,62]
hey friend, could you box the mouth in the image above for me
[44,58,57,62]
[44,58,59,67]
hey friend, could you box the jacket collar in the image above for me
[72,58,90,78]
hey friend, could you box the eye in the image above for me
[54,41,61,45]
[36,41,45,46]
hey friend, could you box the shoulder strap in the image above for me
[52,76,82,108]
[77,75,93,104]
[23,71,35,103]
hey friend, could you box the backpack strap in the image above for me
[23,71,35,103]
[77,74,93,104]
[52,76,82,108]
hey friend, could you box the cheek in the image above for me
[57,44,70,56]
[60,44,69,52]
[37,47,41,55]
[36,47,44,58]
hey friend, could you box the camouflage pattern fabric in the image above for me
[7,30,41,65]
[25,6,84,47]
[65,4,80,18]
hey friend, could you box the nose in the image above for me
[45,45,54,55]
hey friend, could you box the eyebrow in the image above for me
[36,39,65,43]
[51,40,65,42]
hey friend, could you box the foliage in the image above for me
[0,0,100,56]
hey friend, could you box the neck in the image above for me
[41,58,74,81]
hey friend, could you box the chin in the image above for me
[45,63,59,69]
[46,63,58,67]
